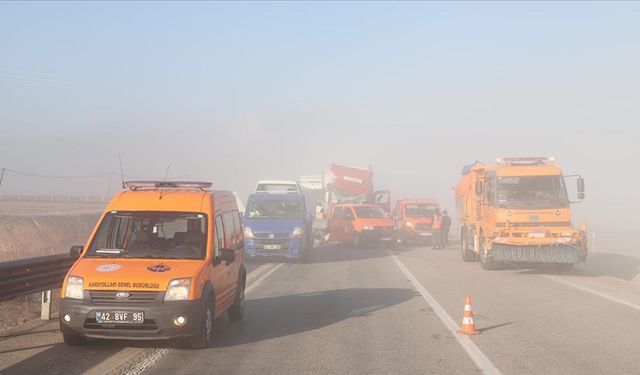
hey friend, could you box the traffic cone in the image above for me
[458,295,480,335]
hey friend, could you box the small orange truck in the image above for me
[455,157,587,270]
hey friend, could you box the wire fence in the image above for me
[0,167,191,204]
[0,192,108,203]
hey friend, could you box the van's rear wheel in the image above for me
[189,295,214,349]
[353,233,362,248]
[228,280,245,322]
[62,333,87,346]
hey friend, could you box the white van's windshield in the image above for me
[86,211,207,259]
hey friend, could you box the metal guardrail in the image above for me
[0,254,75,302]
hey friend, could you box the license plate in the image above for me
[95,311,144,324]
[380,237,391,241]
[420,232,432,236]
[528,232,546,238]
[263,244,282,250]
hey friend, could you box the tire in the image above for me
[479,234,497,270]
[228,279,245,322]
[353,233,362,248]
[62,333,87,346]
[461,227,475,262]
[189,295,215,349]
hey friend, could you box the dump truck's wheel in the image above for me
[479,234,497,270]
[461,227,476,262]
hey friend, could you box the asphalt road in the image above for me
[2,244,640,374]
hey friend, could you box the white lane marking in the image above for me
[389,253,501,375]
[542,275,640,311]
[246,263,284,295]
[104,262,284,375]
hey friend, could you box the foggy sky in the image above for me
[1,2,639,251]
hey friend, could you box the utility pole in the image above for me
[0,167,5,192]
[104,172,113,202]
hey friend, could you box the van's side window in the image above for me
[215,215,224,256]
[343,208,354,221]
[232,211,243,248]
[222,212,236,250]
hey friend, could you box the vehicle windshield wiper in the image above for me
[131,255,189,260]
[95,248,124,254]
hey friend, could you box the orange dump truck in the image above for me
[455,157,587,270]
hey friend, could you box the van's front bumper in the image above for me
[59,297,202,340]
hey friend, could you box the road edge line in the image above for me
[542,275,640,311]
[388,252,501,375]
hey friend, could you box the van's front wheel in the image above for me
[189,295,214,349]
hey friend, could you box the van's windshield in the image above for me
[404,204,437,218]
[354,206,386,218]
[86,211,207,259]
[246,199,302,219]
[256,183,298,193]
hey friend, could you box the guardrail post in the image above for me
[41,290,52,320]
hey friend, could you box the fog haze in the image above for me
[1,2,639,252]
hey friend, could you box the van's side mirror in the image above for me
[70,245,83,258]
[577,177,585,194]
[216,248,235,264]
[475,181,483,196]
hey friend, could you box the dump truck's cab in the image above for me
[242,193,312,261]
[456,157,587,270]
[328,204,395,247]
[60,181,246,348]
[393,199,440,244]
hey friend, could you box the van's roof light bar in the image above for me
[125,181,212,191]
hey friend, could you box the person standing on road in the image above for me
[440,210,452,249]
[431,211,442,249]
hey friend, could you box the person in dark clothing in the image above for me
[431,211,442,249]
[439,210,452,249]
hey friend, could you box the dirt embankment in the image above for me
[0,214,101,261]
[0,202,102,329]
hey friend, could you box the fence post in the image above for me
[41,290,52,320]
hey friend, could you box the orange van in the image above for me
[393,199,440,244]
[328,204,394,247]
[59,181,246,348]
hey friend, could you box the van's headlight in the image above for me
[292,227,304,238]
[64,276,84,300]
[164,278,191,301]
[243,227,254,239]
